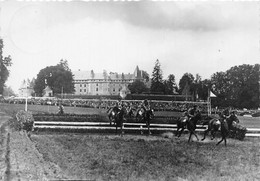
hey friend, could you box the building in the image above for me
[43,86,53,97]
[18,80,34,97]
[73,66,147,96]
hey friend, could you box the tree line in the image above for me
[130,59,259,109]
[0,38,259,109]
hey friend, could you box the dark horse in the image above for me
[107,107,119,125]
[126,106,136,119]
[201,113,239,146]
[114,106,127,136]
[136,108,155,135]
[175,110,202,142]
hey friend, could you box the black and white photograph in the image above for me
[0,1,259,180]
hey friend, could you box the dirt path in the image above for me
[0,112,11,181]
[0,112,65,181]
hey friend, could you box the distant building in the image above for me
[18,80,34,97]
[43,86,53,97]
[73,66,147,96]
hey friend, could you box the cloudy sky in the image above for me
[0,1,259,93]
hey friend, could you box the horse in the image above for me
[175,110,202,142]
[201,113,239,146]
[107,107,119,125]
[175,116,188,137]
[114,106,127,136]
[216,114,239,146]
[126,106,136,119]
[136,107,155,135]
[201,118,222,141]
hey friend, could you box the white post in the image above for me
[25,84,28,112]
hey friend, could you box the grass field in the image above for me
[2,103,260,180]
[31,132,260,181]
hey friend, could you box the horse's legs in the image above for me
[147,120,151,135]
[175,126,180,136]
[194,132,199,141]
[211,130,216,140]
[217,135,226,146]
[188,132,192,142]
[189,130,199,142]
[201,129,209,141]
[178,128,185,137]
[109,116,111,125]
[120,123,123,137]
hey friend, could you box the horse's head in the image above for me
[194,110,202,120]
[229,113,239,124]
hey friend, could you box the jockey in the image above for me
[112,99,121,113]
[141,99,150,111]
[58,103,64,114]
[136,99,150,120]
[141,99,151,119]
[220,108,230,120]
[187,105,198,121]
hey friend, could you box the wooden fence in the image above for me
[32,114,260,137]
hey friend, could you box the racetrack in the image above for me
[1,103,260,180]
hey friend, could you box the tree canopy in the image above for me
[128,80,149,94]
[211,64,260,108]
[178,73,194,95]
[34,60,74,96]
[0,39,12,94]
[163,74,178,95]
[150,59,164,93]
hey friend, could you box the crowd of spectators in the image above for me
[0,97,209,113]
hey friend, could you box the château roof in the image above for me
[73,70,135,80]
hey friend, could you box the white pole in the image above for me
[25,84,28,112]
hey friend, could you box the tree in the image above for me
[178,73,194,95]
[34,60,74,96]
[150,59,164,93]
[164,74,178,95]
[211,64,260,108]
[142,70,150,82]
[197,79,211,101]
[192,74,202,101]
[0,39,12,94]
[58,59,70,71]
[128,80,149,94]
[3,86,16,97]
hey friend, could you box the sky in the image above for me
[0,1,259,94]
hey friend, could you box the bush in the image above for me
[16,110,34,132]
[33,113,102,122]
[229,123,247,140]
[252,112,260,117]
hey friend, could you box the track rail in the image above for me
[33,121,260,137]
